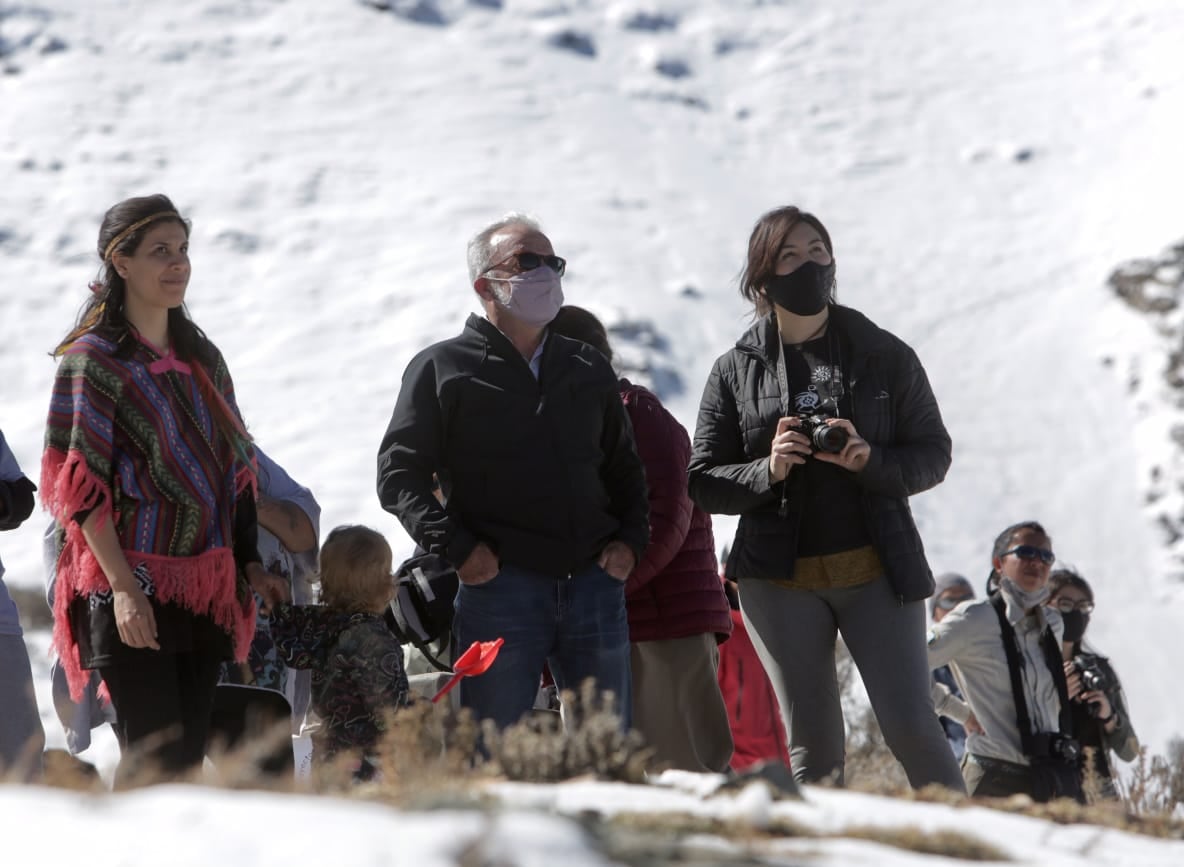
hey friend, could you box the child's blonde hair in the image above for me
[317,525,394,613]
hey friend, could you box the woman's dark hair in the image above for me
[549,305,614,363]
[53,194,213,368]
[986,520,1050,592]
[740,206,835,317]
[53,194,250,462]
[1048,568,1093,602]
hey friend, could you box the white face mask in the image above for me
[488,266,564,326]
[1000,576,1051,611]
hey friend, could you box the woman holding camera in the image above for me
[688,205,963,791]
[1047,569,1139,799]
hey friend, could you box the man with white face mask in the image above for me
[377,213,649,731]
[927,521,1087,802]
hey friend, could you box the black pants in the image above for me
[964,753,1085,803]
[99,651,222,783]
[208,684,294,777]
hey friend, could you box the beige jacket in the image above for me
[927,588,1065,766]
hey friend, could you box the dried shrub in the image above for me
[484,678,654,783]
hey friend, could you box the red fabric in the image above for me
[619,381,731,643]
[716,609,791,772]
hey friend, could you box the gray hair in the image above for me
[466,212,542,284]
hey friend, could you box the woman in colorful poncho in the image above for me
[42,194,288,780]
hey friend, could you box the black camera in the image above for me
[1030,732,1081,764]
[798,414,849,454]
[1075,653,1108,715]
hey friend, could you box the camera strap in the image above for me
[990,593,1075,757]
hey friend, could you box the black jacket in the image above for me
[377,314,649,576]
[688,305,950,602]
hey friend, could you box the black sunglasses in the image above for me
[488,252,566,277]
[1051,597,1095,615]
[1001,545,1056,566]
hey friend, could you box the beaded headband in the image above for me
[102,210,182,262]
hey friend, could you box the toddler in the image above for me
[273,525,410,775]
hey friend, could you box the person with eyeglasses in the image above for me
[377,213,649,732]
[927,521,1085,801]
[688,206,964,793]
[1046,568,1139,799]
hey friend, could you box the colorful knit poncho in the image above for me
[42,331,257,699]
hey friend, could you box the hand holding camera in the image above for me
[1066,654,1116,723]
[768,417,811,482]
[810,417,871,473]
[770,414,871,481]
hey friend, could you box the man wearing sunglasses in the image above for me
[926,521,1085,802]
[377,213,649,732]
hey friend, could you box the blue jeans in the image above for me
[453,562,631,730]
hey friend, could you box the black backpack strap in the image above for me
[410,633,453,673]
[991,593,1038,756]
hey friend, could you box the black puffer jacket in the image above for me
[377,314,649,577]
[688,305,950,602]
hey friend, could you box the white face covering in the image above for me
[488,266,564,326]
[1000,576,1051,611]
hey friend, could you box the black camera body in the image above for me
[1072,653,1111,694]
[798,414,849,454]
[1030,731,1082,764]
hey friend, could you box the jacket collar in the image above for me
[734,304,893,366]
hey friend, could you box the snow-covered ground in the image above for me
[2,0,1184,860]
[4,771,1184,866]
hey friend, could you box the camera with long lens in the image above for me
[798,414,849,454]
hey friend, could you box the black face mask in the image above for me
[764,260,835,316]
[1060,610,1090,644]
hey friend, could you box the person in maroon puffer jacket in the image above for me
[551,306,734,772]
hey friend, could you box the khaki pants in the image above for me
[631,634,733,773]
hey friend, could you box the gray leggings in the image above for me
[740,576,964,791]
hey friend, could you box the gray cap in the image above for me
[930,572,974,617]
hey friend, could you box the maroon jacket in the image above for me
[620,380,732,643]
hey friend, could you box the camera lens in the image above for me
[812,424,849,454]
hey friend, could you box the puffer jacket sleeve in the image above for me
[622,387,693,595]
[857,341,951,498]
[1100,659,1139,762]
[688,354,779,515]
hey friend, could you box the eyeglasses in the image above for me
[1051,597,1095,615]
[1001,545,1055,565]
[935,594,973,611]
[486,252,566,277]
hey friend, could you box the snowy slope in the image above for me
[2,0,1183,766]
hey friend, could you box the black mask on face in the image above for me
[764,260,835,317]
[1060,609,1090,644]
